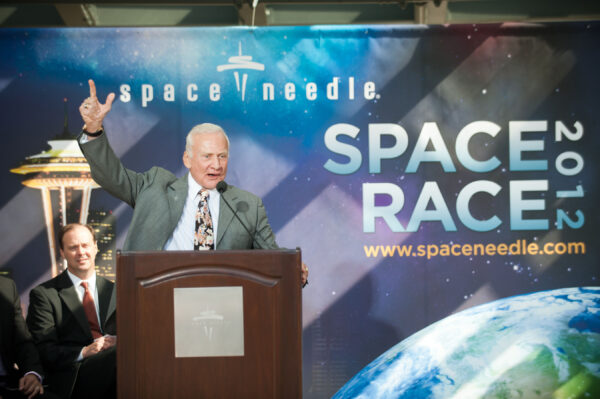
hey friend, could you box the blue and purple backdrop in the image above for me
[1,22,599,397]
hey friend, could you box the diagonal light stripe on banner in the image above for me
[0,102,159,271]
[428,33,576,132]
[0,77,13,92]
[269,31,494,333]
[0,189,48,268]
[277,183,407,327]
[266,30,494,336]
[265,29,492,234]
[451,283,499,315]
[360,33,577,322]
[384,31,578,342]
[227,136,295,198]
[103,102,161,156]
[425,34,576,281]
[450,343,539,399]
[277,30,578,332]
[276,29,419,118]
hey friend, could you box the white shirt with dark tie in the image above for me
[164,173,221,250]
[66,270,100,326]
[66,270,101,361]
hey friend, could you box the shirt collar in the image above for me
[187,173,219,198]
[67,269,97,289]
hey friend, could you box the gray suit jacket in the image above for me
[78,132,278,251]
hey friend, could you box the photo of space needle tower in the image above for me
[10,100,116,279]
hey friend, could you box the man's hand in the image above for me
[301,262,309,287]
[101,334,117,349]
[82,335,117,358]
[79,79,115,134]
[19,373,44,399]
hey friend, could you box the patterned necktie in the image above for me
[80,281,102,339]
[194,189,214,250]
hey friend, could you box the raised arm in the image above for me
[79,79,115,136]
[78,79,147,207]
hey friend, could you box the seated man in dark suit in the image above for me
[0,276,58,399]
[26,224,116,399]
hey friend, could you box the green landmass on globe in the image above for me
[334,287,600,399]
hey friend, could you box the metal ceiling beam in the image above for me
[55,4,99,26]
[7,0,432,4]
[237,2,267,26]
[415,0,447,24]
[2,0,599,28]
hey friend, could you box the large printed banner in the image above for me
[1,23,599,397]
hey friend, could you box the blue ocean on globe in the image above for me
[333,287,600,399]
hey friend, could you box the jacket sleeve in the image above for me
[254,197,279,250]
[8,280,45,378]
[26,287,82,371]
[78,131,149,208]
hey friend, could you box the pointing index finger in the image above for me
[88,79,97,99]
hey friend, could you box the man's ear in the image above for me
[183,151,191,169]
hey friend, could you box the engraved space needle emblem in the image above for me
[217,42,264,101]
[192,309,225,341]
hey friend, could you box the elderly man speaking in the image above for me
[78,79,308,285]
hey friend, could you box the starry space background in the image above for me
[0,22,598,397]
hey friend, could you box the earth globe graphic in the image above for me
[333,287,600,399]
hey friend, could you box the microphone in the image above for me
[217,181,266,249]
[217,182,307,287]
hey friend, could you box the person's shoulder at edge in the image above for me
[222,183,262,200]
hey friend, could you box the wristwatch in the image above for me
[83,127,104,137]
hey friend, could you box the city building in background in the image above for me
[88,208,116,281]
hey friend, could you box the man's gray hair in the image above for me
[185,123,230,156]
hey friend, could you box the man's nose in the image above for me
[210,156,221,169]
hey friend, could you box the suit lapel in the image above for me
[217,188,237,247]
[57,272,92,340]
[166,174,189,236]
[97,277,115,331]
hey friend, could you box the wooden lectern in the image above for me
[116,249,302,399]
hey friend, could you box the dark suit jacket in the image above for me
[78,132,279,251]
[26,272,116,399]
[0,276,44,384]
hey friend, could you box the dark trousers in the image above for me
[70,346,116,399]
[0,378,60,399]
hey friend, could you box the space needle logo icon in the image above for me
[217,42,264,101]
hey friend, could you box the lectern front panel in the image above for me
[117,250,302,399]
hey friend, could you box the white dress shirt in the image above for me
[66,270,101,326]
[67,270,103,362]
[164,173,221,250]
